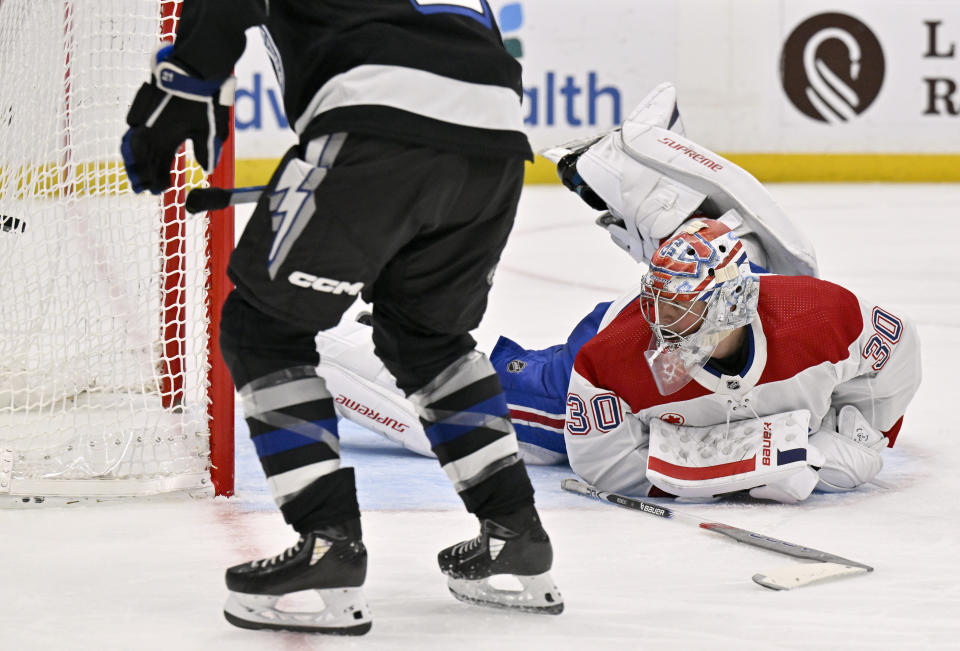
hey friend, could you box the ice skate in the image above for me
[439,505,563,614]
[223,520,371,635]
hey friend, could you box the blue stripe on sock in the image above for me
[251,417,339,458]
[423,394,510,447]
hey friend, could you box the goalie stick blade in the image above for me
[752,562,872,591]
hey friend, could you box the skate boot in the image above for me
[223,519,371,635]
[438,505,563,614]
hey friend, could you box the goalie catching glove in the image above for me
[121,45,235,194]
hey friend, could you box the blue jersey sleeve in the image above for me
[490,301,611,454]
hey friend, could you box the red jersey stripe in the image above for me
[509,408,565,430]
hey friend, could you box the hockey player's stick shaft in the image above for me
[560,478,872,569]
[185,185,266,214]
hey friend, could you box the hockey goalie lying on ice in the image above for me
[320,83,922,504]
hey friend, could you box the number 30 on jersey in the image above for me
[862,307,903,372]
[566,392,623,435]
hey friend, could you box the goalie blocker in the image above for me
[646,410,826,503]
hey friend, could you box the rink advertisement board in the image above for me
[232,0,960,183]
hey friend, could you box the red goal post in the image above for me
[161,0,236,498]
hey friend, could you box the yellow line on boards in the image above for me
[6,153,957,199]
[519,153,960,184]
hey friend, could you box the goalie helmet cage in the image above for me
[0,0,235,499]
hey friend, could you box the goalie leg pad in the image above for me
[317,320,434,458]
[318,319,568,465]
[573,83,819,276]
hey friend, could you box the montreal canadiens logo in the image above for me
[660,413,685,425]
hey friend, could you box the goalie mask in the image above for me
[640,218,759,395]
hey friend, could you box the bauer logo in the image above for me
[780,12,885,123]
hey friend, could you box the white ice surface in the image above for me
[2,184,959,650]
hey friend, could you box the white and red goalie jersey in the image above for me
[564,274,922,497]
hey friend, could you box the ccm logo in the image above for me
[288,271,364,296]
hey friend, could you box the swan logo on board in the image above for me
[780,13,885,123]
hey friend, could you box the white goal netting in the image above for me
[0,0,230,499]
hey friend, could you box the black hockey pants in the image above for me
[220,133,535,531]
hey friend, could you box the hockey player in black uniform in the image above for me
[120,0,562,634]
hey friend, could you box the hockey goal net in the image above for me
[0,0,234,500]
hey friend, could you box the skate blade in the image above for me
[447,572,564,615]
[223,587,372,635]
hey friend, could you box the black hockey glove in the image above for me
[121,45,235,195]
[556,151,607,211]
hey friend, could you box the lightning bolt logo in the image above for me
[267,159,325,279]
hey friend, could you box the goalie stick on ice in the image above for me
[561,478,873,590]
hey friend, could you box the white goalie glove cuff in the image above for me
[809,406,887,492]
